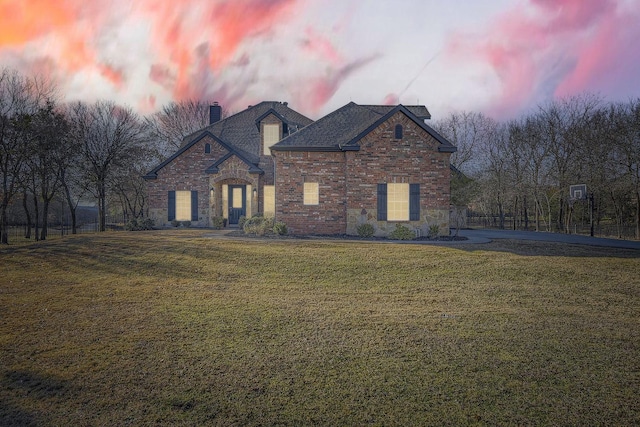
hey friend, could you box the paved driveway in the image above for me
[457,229,640,250]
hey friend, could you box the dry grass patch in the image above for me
[1,230,639,425]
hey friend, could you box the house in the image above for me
[144,101,456,236]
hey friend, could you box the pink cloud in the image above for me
[383,93,399,105]
[294,55,379,116]
[300,27,344,66]
[446,0,640,118]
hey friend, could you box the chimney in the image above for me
[209,102,221,125]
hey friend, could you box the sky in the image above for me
[1,0,639,121]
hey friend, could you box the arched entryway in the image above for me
[209,178,257,227]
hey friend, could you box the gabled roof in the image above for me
[144,101,313,179]
[270,102,455,153]
[205,152,263,174]
[143,131,258,179]
[181,101,313,163]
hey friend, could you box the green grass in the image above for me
[1,230,639,426]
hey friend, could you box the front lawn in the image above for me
[1,230,638,425]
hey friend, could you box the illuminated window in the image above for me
[175,191,192,221]
[264,185,275,216]
[377,183,419,221]
[387,183,409,221]
[231,187,243,209]
[303,182,319,205]
[263,124,280,154]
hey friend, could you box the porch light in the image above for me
[253,188,257,199]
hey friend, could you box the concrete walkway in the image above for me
[456,229,640,250]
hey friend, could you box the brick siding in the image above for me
[146,136,226,227]
[273,111,452,236]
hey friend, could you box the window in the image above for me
[303,182,319,205]
[395,124,403,139]
[168,190,198,222]
[387,183,409,221]
[264,185,275,216]
[263,124,280,154]
[204,143,211,154]
[231,187,243,209]
[377,183,419,221]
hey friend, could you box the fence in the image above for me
[1,217,126,245]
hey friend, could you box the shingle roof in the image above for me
[144,101,313,179]
[270,102,455,153]
[182,101,313,163]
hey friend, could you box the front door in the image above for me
[228,185,246,225]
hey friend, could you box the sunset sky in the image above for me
[1,0,639,120]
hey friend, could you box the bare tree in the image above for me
[55,107,86,235]
[0,69,53,244]
[433,111,496,176]
[434,111,499,230]
[69,100,148,232]
[145,99,228,156]
[537,94,602,232]
[609,99,640,239]
[26,102,70,240]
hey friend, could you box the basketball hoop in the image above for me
[569,184,587,201]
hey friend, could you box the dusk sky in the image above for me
[1,0,639,120]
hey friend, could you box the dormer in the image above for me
[255,109,287,156]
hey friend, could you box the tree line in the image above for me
[434,93,640,239]
[2,67,638,243]
[0,68,218,244]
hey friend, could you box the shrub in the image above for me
[389,223,415,240]
[243,216,274,236]
[182,220,191,228]
[141,218,155,230]
[428,224,440,239]
[273,221,288,235]
[357,223,375,238]
[238,216,247,229]
[211,216,225,230]
[125,218,139,231]
[125,218,155,231]
[171,220,180,227]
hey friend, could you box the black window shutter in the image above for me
[168,191,176,221]
[191,191,198,221]
[377,184,387,221]
[410,184,420,221]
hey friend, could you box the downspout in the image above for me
[273,152,277,222]
[342,145,348,235]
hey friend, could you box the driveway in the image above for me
[456,229,640,250]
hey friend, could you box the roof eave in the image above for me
[271,146,341,152]
[438,146,457,153]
